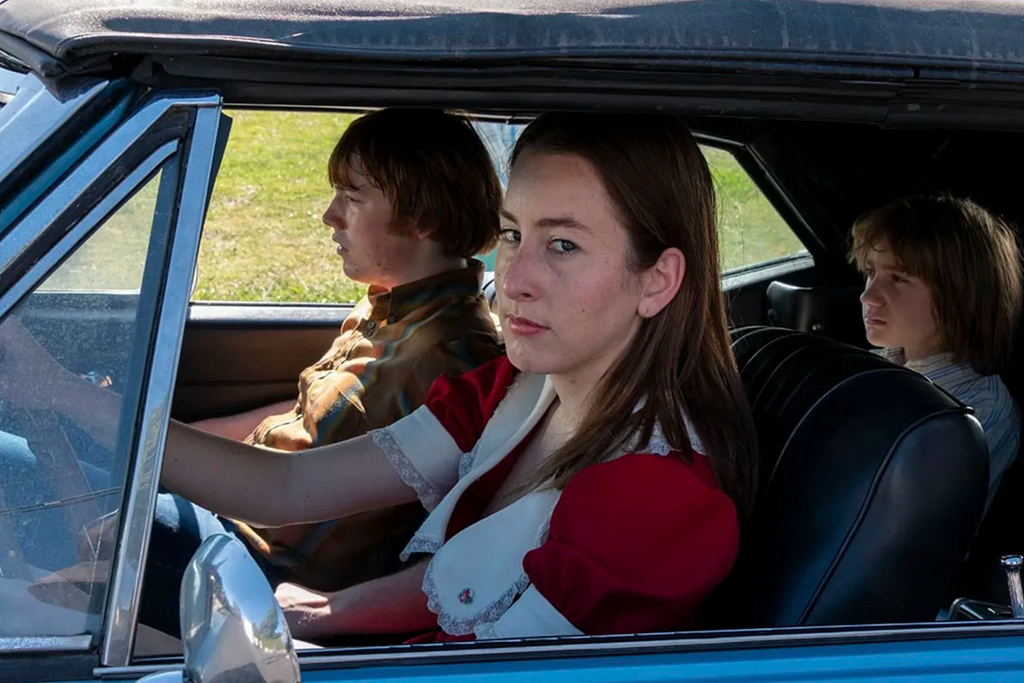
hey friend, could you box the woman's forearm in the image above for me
[161,421,419,527]
[162,420,295,525]
[190,399,296,441]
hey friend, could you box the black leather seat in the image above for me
[703,326,989,628]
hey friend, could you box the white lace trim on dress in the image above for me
[424,563,532,636]
[370,428,442,511]
[425,502,556,636]
[399,531,443,561]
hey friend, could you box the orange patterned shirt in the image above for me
[232,260,502,591]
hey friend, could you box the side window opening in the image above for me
[193,112,807,306]
[701,145,808,273]
[194,110,364,304]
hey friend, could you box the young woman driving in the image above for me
[162,112,759,641]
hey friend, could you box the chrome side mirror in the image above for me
[139,533,300,683]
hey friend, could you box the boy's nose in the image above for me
[860,280,883,307]
[323,207,344,230]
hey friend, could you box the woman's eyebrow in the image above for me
[536,216,592,232]
[500,209,591,232]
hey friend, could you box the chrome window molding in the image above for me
[721,252,816,292]
[0,635,93,654]
[291,621,1024,669]
[0,73,108,182]
[96,620,1024,679]
[0,141,176,316]
[0,91,198,314]
[101,99,223,668]
[0,86,136,240]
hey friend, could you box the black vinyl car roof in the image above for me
[4,0,1024,78]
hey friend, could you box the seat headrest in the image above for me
[705,327,989,628]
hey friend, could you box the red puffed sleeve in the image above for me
[500,453,738,637]
[423,355,517,452]
[372,356,517,510]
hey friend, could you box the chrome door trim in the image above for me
[101,98,222,668]
[721,252,815,292]
[0,635,93,653]
[0,73,108,182]
[0,141,176,316]
[95,621,1024,679]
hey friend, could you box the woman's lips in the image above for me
[864,317,885,327]
[506,315,548,337]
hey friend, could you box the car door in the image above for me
[0,69,225,677]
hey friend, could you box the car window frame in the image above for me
[695,134,820,273]
[0,89,224,673]
[0,73,138,241]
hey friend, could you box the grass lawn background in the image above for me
[43,110,807,301]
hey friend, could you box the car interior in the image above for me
[10,104,1024,655]
[162,111,1024,637]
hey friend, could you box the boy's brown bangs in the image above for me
[327,134,369,191]
[850,204,921,277]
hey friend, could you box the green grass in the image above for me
[704,147,806,272]
[38,169,161,292]
[194,110,365,303]
[41,111,806,299]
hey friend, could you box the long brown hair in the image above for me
[514,113,759,518]
[850,194,1023,376]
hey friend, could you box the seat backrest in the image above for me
[704,327,989,628]
[765,281,866,347]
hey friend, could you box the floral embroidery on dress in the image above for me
[429,502,557,637]
[422,559,532,636]
[370,428,442,511]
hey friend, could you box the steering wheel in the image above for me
[0,406,103,581]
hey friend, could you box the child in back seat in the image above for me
[851,193,1023,512]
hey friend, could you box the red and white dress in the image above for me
[369,356,738,641]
